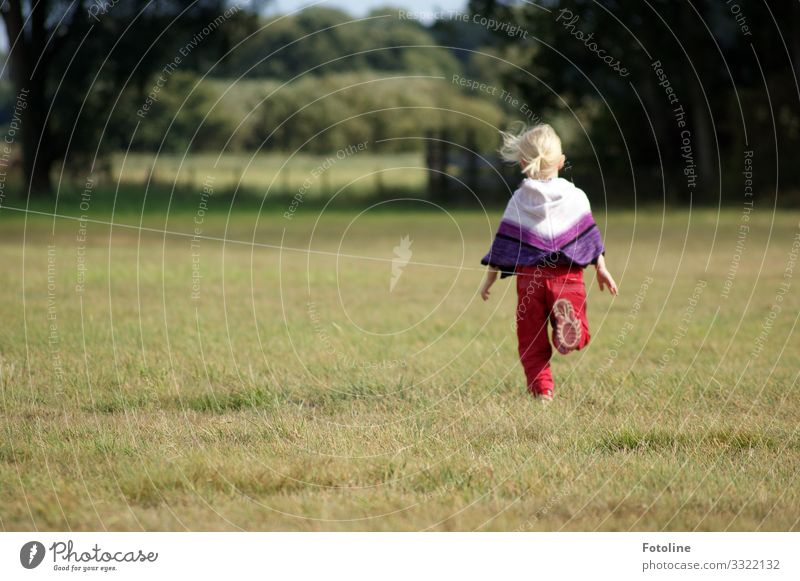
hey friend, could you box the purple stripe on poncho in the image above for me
[497,212,598,252]
[480,177,605,277]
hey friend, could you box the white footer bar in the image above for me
[1,532,797,580]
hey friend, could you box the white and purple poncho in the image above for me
[481,177,605,277]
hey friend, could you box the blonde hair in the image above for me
[499,123,563,178]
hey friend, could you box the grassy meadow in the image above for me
[0,199,798,531]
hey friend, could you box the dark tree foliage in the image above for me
[217,7,460,79]
[470,0,800,203]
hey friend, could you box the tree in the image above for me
[219,7,461,79]
[1,0,254,196]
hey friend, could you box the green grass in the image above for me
[0,204,798,531]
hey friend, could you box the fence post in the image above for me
[425,130,439,195]
[465,129,479,196]
[439,130,450,202]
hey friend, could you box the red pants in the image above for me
[515,264,591,395]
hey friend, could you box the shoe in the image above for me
[552,298,581,354]
[535,389,554,403]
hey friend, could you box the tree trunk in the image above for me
[22,76,53,196]
[2,0,54,196]
[689,88,715,204]
[26,155,53,197]
[792,1,800,86]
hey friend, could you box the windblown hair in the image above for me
[499,123,563,178]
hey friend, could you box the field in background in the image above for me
[113,152,428,196]
[0,206,798,531]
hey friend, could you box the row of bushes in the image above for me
[100,71,511,154]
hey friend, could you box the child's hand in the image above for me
[596,267,618,295]
[480,267,499,301]
[480,278,493,301]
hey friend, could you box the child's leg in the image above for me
[548,269,591,351]
[516,268,554,395]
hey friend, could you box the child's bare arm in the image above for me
[480,267,499,301]
[595,255,618,295]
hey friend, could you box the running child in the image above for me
[479,123,618,401]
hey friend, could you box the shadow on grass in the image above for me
[87,378,420,416]
[0,175,723,221]
[3,180,505,220]
[594,427,793,454]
